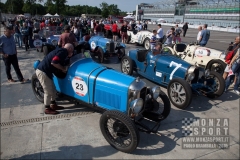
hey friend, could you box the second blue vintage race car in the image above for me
[88,35,126,63]
[120,49,225,109]
[31,53,171,153]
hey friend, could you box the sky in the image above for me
[1,0,159,12]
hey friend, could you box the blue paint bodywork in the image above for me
[128,50,191,87]
[52,55,135,112]
[89,35,126,53]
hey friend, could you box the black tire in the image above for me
[118,48,125,60]
[100,110,139,153]
[43,46,48,56]
[31,73,44,103]
[143,90,171,121]
[121,56,133,75]
[167,78,192,109]
[206,59,227,75]
[143,38,150,50]
[98,47,104,63]
[206,71,225,98]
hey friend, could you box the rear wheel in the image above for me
[31,73,44,103]
[98,48,104,63]
[121,56,133,75]
[206,71,225,98]
[100,110,139,153]
[143,38,150,50]
[167,78,192,109]
[206,60,226,75]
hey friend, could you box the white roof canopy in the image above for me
[44,13,53,17]
[54,13,59,17]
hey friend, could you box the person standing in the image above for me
[175,24,182,36]
[0,25,29,83]
[199,24,210,46]
[112,21,118,42]
[165,27,175,45]
[71,22,79,41]
[58,25,78,48]
[20,22,29,51]
[182,22,188,37]
[36,43,74,114]
[120,21,129,43]
[150,30,157,50]
[197,26,202,43]
[131,21,136,31]
[143,21,148,30]
[156,24,164,43]
[14,21,22,48]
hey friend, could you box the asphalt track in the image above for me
[0,25,239,159]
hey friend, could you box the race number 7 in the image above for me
[169,61,182,80]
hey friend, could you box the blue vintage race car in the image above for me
[31,53,171,153]
[88,35,126,63]
[37,27,63,55]
[121,49,225,109]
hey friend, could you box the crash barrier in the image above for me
[147,22,240,33]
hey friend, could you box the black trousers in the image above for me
[23,35,29,49]
[2,54,24,81]
[183,30,187,37]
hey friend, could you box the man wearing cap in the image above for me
[0,25,29,83]
[58,25,78,48]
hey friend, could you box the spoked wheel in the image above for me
[31,73,44,103]
[207,60,226,75]
[100,110,139,153]
[167,78,192,109]
[205,71,225,98]
[121,56,133,75]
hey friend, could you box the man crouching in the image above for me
[36,43,74,114]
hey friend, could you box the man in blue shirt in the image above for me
[0,25,29,83]
[36,43,74,114]
[199,24,210,46]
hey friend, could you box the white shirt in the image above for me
[156,28,163,38]
[91,21,94,29]
[197,30,202,41]
[136,24,142,31]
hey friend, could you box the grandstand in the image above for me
[137,0,240,28]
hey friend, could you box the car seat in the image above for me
[137,50,148,62]
[175,44,187,52]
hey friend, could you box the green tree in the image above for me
[5,0,24,14]
[0,2,7,13]
[52,0,66,15]
[108,4,120,15]
[101,8,109,18]
[44,0,55,14]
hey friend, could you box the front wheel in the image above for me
[98,47,104,63]
[167,78,192,109]
[118,48,125,60]
[100,110,139,153]
[205,71,225,98]
[121,56,133,75]
[143,90,171,121]
[31,73,44,103]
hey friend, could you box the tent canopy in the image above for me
[18,14,24,17]
[54,13,59,17]
[123,15,135,19]
[44,13,53,17]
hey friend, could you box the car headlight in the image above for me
[51,39,58,46]
[187,72,195,81]
[151,86,161,100]
[205,69,210,77]
[130,98,143,114]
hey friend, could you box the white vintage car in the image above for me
[164,43,227,74]
[127,30,153,50]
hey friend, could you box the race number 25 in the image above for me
[169,61,182,80]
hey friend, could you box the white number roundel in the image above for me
[33,39,43,48]
[91,41,96,49]
[72,76,88,97]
